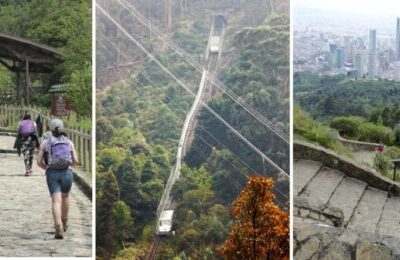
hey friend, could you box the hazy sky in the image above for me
[295,0,400,16]
[294,0,399,33]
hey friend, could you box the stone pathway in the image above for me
[0,136,92,257]
[294,159,400,239]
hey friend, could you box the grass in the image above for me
[294,105,352,157]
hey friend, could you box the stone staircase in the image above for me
[294,159,400,238]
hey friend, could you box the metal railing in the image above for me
[0,105,92,173]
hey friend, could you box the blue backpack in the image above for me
[46,136,73,169]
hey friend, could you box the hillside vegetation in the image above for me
[96,2,289,258]
[0,0,92,117]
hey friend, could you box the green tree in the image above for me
[96,171,120,254]
[115,157,141,220]
[110,201,134,251]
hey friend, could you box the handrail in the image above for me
[0,105,92,173]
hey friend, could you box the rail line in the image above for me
[145,17,224,260]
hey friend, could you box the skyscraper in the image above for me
[369,29,376,51]
[354,50,367,78]
[368,52,377,78]
[396,18,400,60]
[336,47,345,68]
[368,29,377,78]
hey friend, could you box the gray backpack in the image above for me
[46,136,73,169]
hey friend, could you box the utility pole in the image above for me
[148,0,152,40]
[165,0,172,32]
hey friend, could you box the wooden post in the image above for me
[25,60,30,106]
[393,160,400,181]
[88,137,92,173]
[79,128,84,169]
[82,134,87,171]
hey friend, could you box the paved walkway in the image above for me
[294,159,400,238]
[0,136,92,257]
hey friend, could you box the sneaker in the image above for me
[62,218,68,232]
[55,224,64,239]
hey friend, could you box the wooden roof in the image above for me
[0,33,62,73]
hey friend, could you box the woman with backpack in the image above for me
[17,113,38,176]
[37,118,79,239]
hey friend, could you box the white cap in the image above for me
[50,118,64,131]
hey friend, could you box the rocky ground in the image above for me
[294,217,400,259]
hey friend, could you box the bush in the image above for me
[357,122,394,145]
[330,116,365,138]
[294,105,337,149]
[394,124,400,146]
[373,153,392,176]
[383,146,400,160]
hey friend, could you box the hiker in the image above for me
[37,119,79,239]
[17,113,38,176]
[376,142,384,153]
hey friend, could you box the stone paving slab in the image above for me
[299,167,345,206]
[0,135,15,150]
[327,177,367,226]
[294,160,322,196]
[377,196,400,238]
[347,188,388,234]
[0,151,92,257]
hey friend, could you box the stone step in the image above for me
[377,196,400,238]
[294,160,322,196]
[299,167,345,207]
[327,177,367,226]
[347,188,388,234]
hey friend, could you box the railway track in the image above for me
[145,16,225,260]
[144,235,162,260]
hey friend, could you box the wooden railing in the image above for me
[0,105,92,173]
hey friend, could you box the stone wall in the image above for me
[294,141,400,196]
[294,218,400,260]
[338,136,379,152]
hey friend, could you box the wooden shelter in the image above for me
[0,33,61,105]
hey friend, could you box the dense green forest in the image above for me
[96,3,289,259]
[294,73,400,120]
[294,73,400,180]
[0,0,92,118]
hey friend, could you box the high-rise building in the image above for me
[368,52,377,78]
[396,17,400,60]
[354,50,367,78]
[369,29,376,51]
[368,29,377,78]
[329,44,338,67]
[336,47,345,68]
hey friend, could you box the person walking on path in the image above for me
[16,113,38,176]
[37,119,79,239]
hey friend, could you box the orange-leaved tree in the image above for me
[218,176,289,260]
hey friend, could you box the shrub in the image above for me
[383,146,400,160]
[357,122,394,145]
[330,116,365,138]
[373,153,392,176]
[394,124,400,146]
[294,105,337,149]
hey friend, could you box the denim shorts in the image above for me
[46,168,73,194]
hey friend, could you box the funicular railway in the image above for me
[145,16,226,259]
[96,1,289,258]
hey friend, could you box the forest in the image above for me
[96,0,289,258]
[0,0,92,118]
[294,73,400,180]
